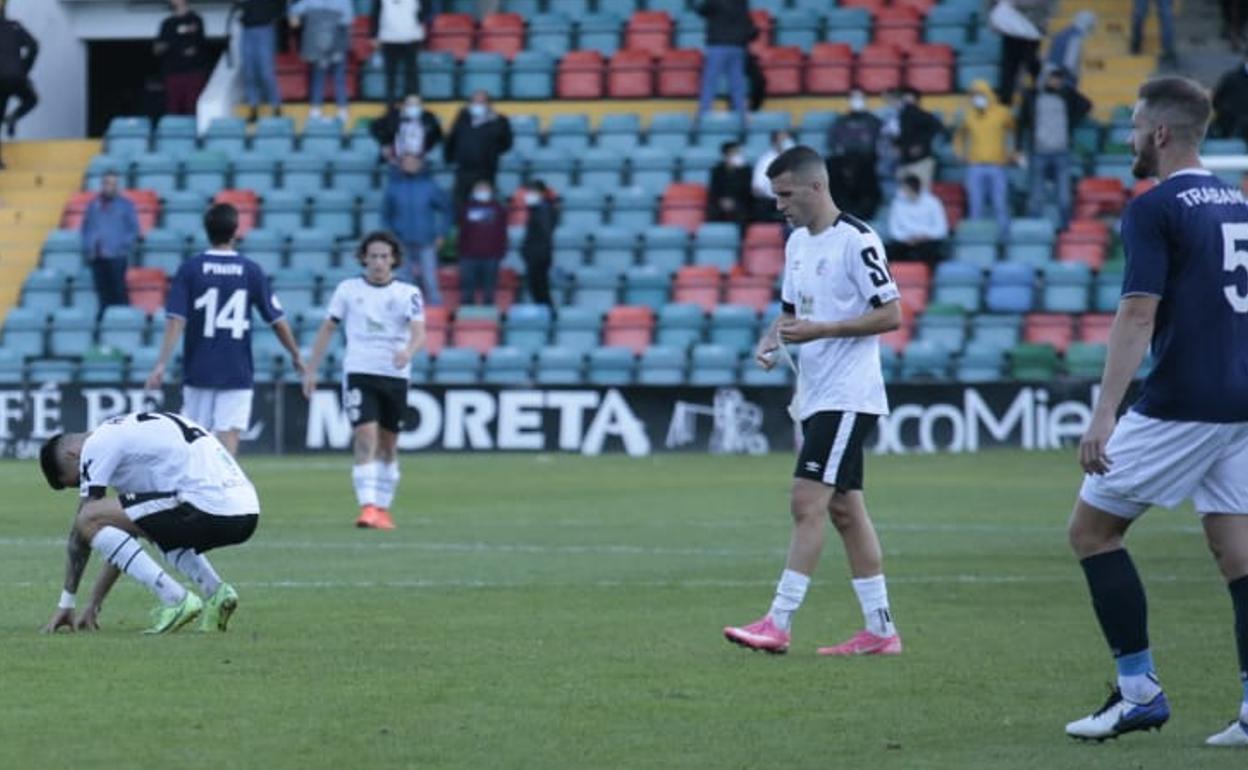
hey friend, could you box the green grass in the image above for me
[0,450,1243,770]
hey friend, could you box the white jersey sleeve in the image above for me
[405,283,426,323]
[844,228,901,309]
[781,238,797,308]
[327,280,349,323]
[78,423,125,498]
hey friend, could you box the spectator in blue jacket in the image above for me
[383,152,451,306]
[80,171,139,321]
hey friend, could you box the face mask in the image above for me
[972,95,989,110]
[524,192,541,206]
[469,103,488,119]
[849,95,866,111]
[473,190,492,203]
[728,153,745,168]
[403,106,421,120]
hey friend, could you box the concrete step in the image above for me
[0,170,83,193]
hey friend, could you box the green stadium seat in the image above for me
[1009,342,1059,381]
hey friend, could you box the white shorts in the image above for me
[1080,411,1248,518]
[180,386,253,433]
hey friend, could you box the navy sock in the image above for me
[1229,575,1248,706]
[1080,549,1150,659]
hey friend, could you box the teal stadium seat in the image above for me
[528,13,572,59]
[282,152,329,190]
[622,265,670,310]
[970,313,1023,349]
[202,118,247,155]
[418,51,456,100]
[239,228,286,273]
[310,190,356,238]
[41,229,84,273]
[141,228,187,274]
[482,346,532,384]
[638,345,686,385]
[571,266,621,313]
[232,151,281,193]
[693,222,741,271]
[1041,261,1092,313]
[630,147,678,196]
[931,261,983,312]
[708,304,757,354]
[502,303,552,353]
[97,305,147,350]
[549,114,592,153]
[578,147,627,188]
[49,307,94,357]
[133,153,179,197]
[535,345,583,384]
[587,346,635,385]
[154,115,197,155]
[21,269,68,311]
[611,187,657,229]
[262,190,306,233]
[104,116,151,157]
[597,113,642,152]
[901,339,953,380]
[460,52,507,99]
[162,190,209,234]
[956,341,1006,382]
[656,302,704,349]
[301,117,345,154]
[592,225,639,272]
[561,187,609,229]
[253,116,296,154]
[578,12,623,57]
[510,51,555,100]
[552,306,601,352]
[183,151,228,195]
[641,225,689,274]
[432,347,481,384]
[688,344,736,386]
[2,307,47,358]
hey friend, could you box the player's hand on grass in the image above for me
[1079,414,1116,475]
[777,318,825,344]
[75,605,101,631]
[40,608,76,634]
[144,362,165,391]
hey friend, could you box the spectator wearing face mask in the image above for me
[826,89,883,220]
[371,93,444,165]
[1214,53,1248,143]
[80,172,140,322]
[456,180,508,306]
[887,174,949,270]
[707,141,752,230]
[383,152,451,306]
[893,87,945,191]
[520,180,556,307]
[751,130,794,218]
[955,80,1016,238]
[370,0,431,107]
[1018,65,1089,228]
[444,90,513,208]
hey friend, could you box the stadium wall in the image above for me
[0,382,1102,458]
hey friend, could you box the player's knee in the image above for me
[1067,520,1117,558]
[828,497,856,532]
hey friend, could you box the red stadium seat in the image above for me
[757,46,804,97]
[1074,177,1127,218]
[276,53,307,101]
[1056,238,1106,270]
[428,14,476,59]
[478,13,525,59]
[748,9,773,55]
[625,11,673,56]
[879,319,911,352]
[657,48,703,97]
[451,316,501,354]
[1024,313,1075,353]
[495,268,519,313]
[1078,313,1114,344]
[890,261,931,316]
[672,266,722,312]
[930,181,966,229]
[604,305,655,354]
[557,50,605,98]
[1064,218,1110,243]
[855,44,903,94]
[660,183,708,232]
[893,0,938,12]
[122,189,160,235]
[840,0,888,10]
[126,267,168,313]
[904,44,954,94]
[437,267,461,314]
[724,273,773,312]
[873,6,923,49]
[742,223,784,277]
[607,49,654,98]
[423,306,449,355]
[805,43,853,95]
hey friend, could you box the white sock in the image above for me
[851,574,896,637]
[767,569,810,631]
[352,463,378,507]
[1119,673,1163,704]
[374,461,400,510]
[91,526,186,606]
[163,548,222,596]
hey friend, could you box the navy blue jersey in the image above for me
[166,250,284,389]
[1121,170,1248,422]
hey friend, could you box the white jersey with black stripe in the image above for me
[781,214,899,419]
[77,412,259,518]
[326,277,425,380]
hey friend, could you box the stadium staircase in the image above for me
[1050,0,1171,118]
[0,141,99,321]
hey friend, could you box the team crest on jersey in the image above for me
[799,293,814,316]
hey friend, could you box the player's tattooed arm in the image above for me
[63,514,93,594]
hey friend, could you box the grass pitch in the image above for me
[0,450,1243,770]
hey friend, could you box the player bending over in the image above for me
[38,411,260,634]
[723,145,904,656]
[1063,77,1248,747]
[302,232,425,530]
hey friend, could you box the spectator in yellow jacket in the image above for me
[956,80,1016,238]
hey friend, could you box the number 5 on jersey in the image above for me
[194,287,250,339]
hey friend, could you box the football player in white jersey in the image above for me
[724,146,905,656]
[302,231,426,531]
[37,411,260,635]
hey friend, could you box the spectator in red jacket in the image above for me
[456,179,508,306]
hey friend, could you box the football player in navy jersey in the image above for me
[1063,77,1248,747]
[146,203,303,455]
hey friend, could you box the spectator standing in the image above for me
[371,0,430,107]
[238,0,285,122]
[521,180,556,307]
[1018,65,1090,228]
[456,180,507,306]
[886,175,949,269]
[0,1,38,169]
[893,87,945,190]
[382,153,451,306]
[288,0,353,122]
[707,141,752,229]
[155,0,211,115]
[694,0,753,121]
[1221,0,1247,51]
[1046,10,1096,87]
[370,93,443,165]
[1213,53,1248,142]
[444,90,512,207]
[1131,0,1177,66]
[751,130,794,216]
[827,89,883,220]
[989,0,1055,105]
[80,172,139,322]
[956,80,1016,238]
